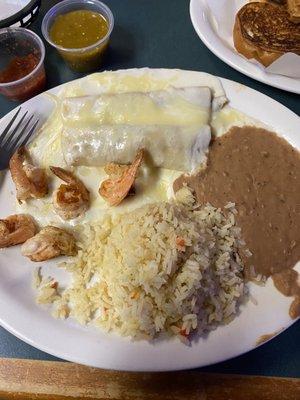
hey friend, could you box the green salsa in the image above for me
[49,10,110,72]
[50,10,109,49]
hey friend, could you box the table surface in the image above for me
[0,0,299,378]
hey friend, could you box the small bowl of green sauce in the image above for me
[42,0,114,72]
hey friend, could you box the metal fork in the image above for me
[0,108,39,170]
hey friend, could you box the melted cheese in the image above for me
[60,68,227,110]
[212,106,266,137]
[61,86,212,171]
[22,70,260,228]
[62,87,211,127]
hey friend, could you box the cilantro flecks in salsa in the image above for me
[49,10,109,49]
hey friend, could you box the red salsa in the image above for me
[0,53,46,101]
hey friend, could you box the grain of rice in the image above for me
[244,249,253,258]
[32,267,42,289]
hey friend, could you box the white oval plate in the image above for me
[0,74,299,371]
[0,0,31,21]
[190,0,300,94]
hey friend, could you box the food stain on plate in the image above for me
[256,328,284,346]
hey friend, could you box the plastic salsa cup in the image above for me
[0,28,46,101]
[42,0,114,73]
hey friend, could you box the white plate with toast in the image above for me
[190,0,300,94]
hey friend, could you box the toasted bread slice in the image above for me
[287,0,300,22]
[234,2,300,66]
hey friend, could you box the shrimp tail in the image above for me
[99,149,144,206]
[9,147,48,202]
[50,166,77,185]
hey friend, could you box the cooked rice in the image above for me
[35,188,247,341]
[32,267,42,289]
[36,276,59,305]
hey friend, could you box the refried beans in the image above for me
[174,126,300,318]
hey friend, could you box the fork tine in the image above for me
[18,119,39,149]
[7,114,34,152]
[3,111,28,148]
[0,107,21,146]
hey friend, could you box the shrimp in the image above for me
[21,226,77,262]
[99,149,144,206]
[0,214,36,248]
[9,147,48,203]
[50,166,90,220]
[104,163,129,178]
